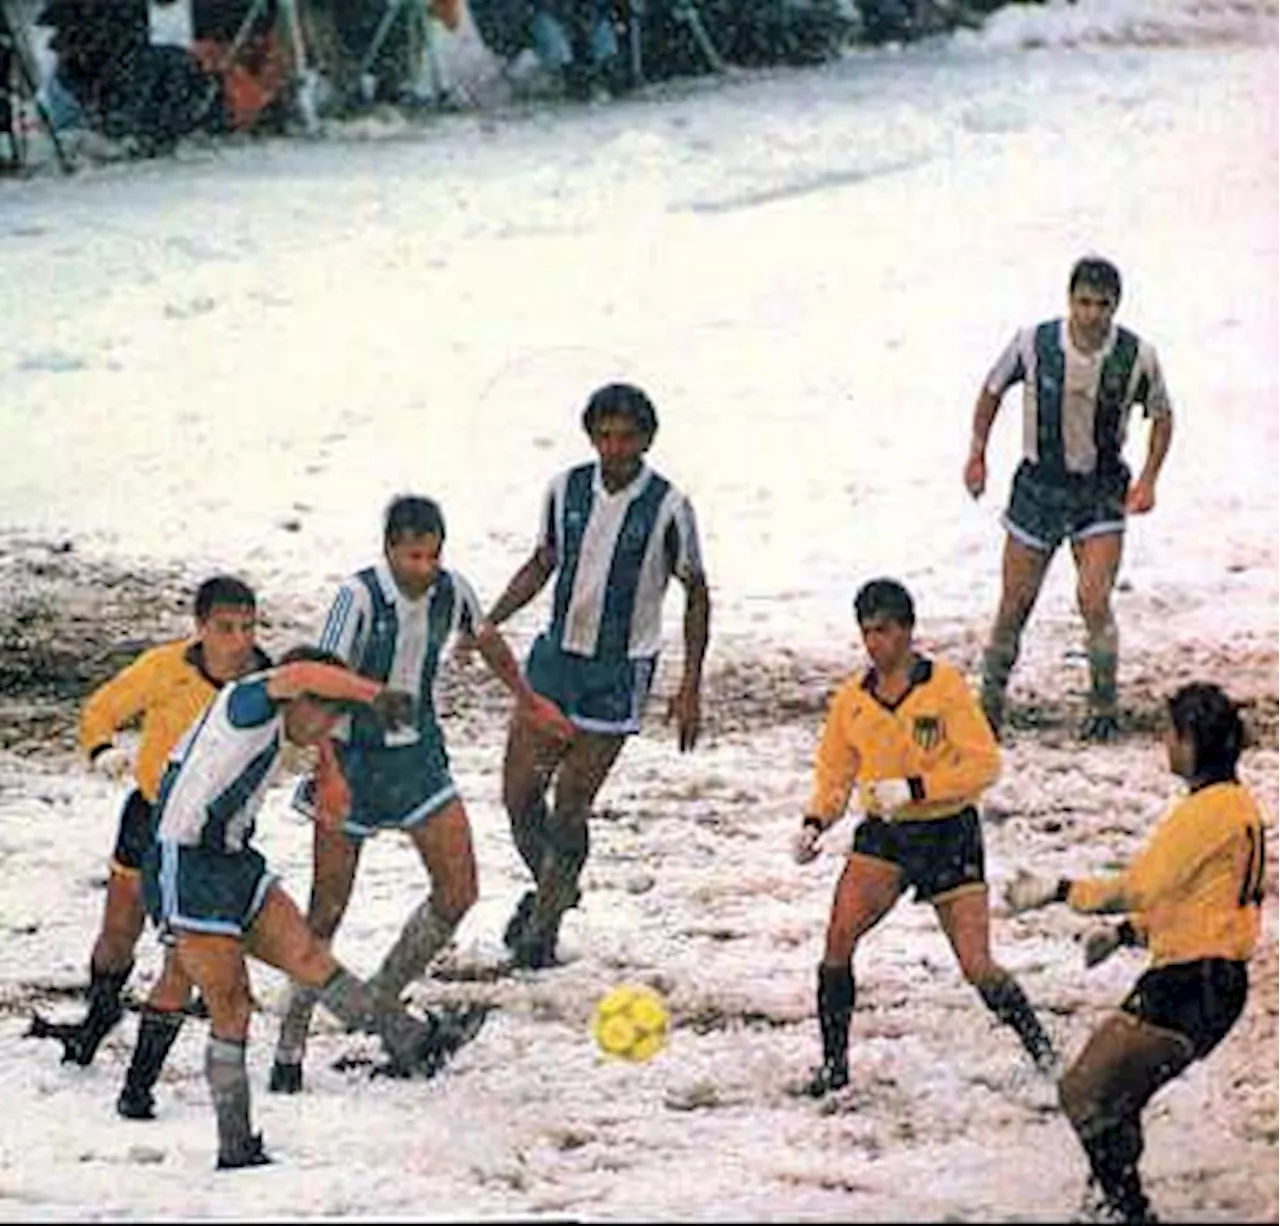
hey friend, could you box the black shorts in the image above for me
[851,806,986,903]
[111,789,154,874]
[1121,959,1248,1060]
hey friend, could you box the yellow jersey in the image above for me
[78,639,268,802]
[807,655,1000,823]
[1068,781,1265,966]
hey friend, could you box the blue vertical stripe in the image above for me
[1033,321,1066,478]
[550,465,596,644]
[1094,327,1139,479]
[597,475,669,659]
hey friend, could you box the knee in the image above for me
[1058,1060,1100,1133]
[432,875,477,924]
[202,986,252,1037]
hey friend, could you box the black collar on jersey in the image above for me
[184,642,272,689]
[860,654,933,712]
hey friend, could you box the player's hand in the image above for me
[1003,868,1062,914]
[791,820,822,865]
[90,745,131,781]
[963,454,987,499]
[523,692,576,743]
[667,680,702,752]
[1082,924,1123,969]
[370,688,415,731]
[1124,479,1156,515]
[861,778,913,818]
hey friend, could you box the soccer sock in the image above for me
[980,632,1020,725]
[1086,624,1119,714]
[365,899,457,1011]
[206,1036,254,1165]
[318,967,432,1069]
[66,961,133,1065]
[510,796,551,879]
[121,1006,185,1097]
[1080,1118,1149,1217]
[272,984,320,1066]
[977,972,1056,1068]
[816,963,855,1072]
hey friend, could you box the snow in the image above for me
[0,0,1276,1220]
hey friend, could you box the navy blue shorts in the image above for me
[526,633,655,736]
[143,841,277,941]
[293,734,458,841]
[851,807,986,903]
[110,789,154,874]
[1002,459,1129,554]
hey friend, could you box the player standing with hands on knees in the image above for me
[1004,682,1264,1225]
[791,578,1056,1098]
[963,256,1174,741]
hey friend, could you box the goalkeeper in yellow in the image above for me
[1004,681,1265,1225]
[791,577,1056,1098]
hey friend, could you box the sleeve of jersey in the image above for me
[806,687,862,823]
[317,580,368,665]
[225,678,279,728]
[1137,343,1173,419]
[983,331,1026,396]
[453,572,483,637]
[669,495,705,583]
[1067,800,1221,914]
[78,650,159,755]
[909,669,1001,804]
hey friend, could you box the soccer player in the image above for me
[142,646,460,1170]
[28,576,265,1094]
[963,256,1174,741]
[484,382,711,969]
[267,494,573,1093]
[791,578,1056,1098]
[1004,682,1264,1225]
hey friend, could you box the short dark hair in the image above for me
[1069,256,1122,302]
[194,575,256,621]
[853,578,915,628]
[1168,682,1246,781]
[581,382,658,441]
[384,495,446,547]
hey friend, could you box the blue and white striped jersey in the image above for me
[985,319,1172,478]
[538,461,704,661]
[317,560,482,748]
[154,674,285,854]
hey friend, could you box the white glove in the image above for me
[90,746,131,781]
[1082,925,1123,969]
[861,778,913,818]
[791,820,823,865]
[1003,868,1064,914]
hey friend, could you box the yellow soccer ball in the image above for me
[592,983,670,1062]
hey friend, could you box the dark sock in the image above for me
[817,963,855,1072]
[206,1036,254,1166]
[65,961,132,1065]
[121,1007,184,1100]
[977,973,1056,1068]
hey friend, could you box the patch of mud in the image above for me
[1,538,1276,756]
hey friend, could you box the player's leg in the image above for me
[1070,530,1125,741]
[804,851,903,1097]
[116,945,197,1120]
[1058,1011,1193,1222]
[934,886,1056,1070]
[981,533,1054,734]
[510,730,625,969]
[50,792,153,1066]
[365,796,478,1009]
[269,821,362,1092]
[172,930,264,1170]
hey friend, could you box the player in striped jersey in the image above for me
[963,257,1174,741]
[268,495,573,1093]
[141,647,464,1169]
[791,578,1056,1098]
[1005,682,1265,1224]
[485,382,712,969]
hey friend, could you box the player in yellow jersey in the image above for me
[791,578,1056,1098]
[1004,681,1264,1224]
[28,577,266,1104]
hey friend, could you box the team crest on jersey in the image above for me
[913,716,943,750]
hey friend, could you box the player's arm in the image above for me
[964,333,1024,499]
[486,485,559,628]
[266,660,384,707]
[1126,394,1173,514]
[78,650,160,770]
[665,498,711,752]
[793,688,861,864]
